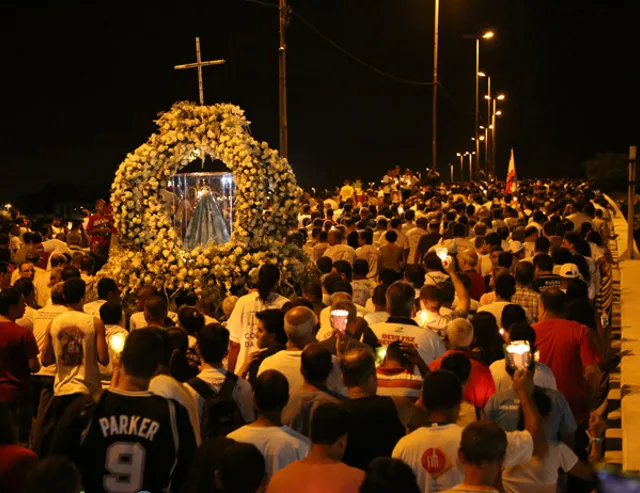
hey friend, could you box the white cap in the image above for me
[559,263,583,280]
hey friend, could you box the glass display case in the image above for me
[169,172,235,249]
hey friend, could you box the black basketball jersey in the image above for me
[77,388,196,493]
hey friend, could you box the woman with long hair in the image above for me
[226,264,289,372]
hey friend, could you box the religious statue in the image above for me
[183,183,230,250]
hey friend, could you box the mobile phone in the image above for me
[330,310,349,333]
[504,341,532,370]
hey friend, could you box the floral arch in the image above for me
[101,101,313,302]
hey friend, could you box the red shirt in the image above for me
[87,213,113,247]
[429,349,496,408]
[0,444,38,493]
[533,318,602,425]
[0,321,39,402]
[464,270,486,300]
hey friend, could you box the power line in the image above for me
[245,0,474,114]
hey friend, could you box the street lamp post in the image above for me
[467,152,475,181]
[450,163,454,183]
[456,152,464,181]
[431,0,440,174]
[491,94,505,176]
[468,31,493,178]
[486,75,491,171]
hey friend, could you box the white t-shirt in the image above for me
[185,367,255,425]
[406,227,427,265]
[50,310,102,396]
[227,425,310,478]
[32,304,68,377]
[476,302,532,328]
[227,291,289,369]
[324,244,357,265]
[424,271,450,286]
[149,373,201,445]
[42,238,71,254]
[16,305,38,331]
[258,350,347,396]
[392,425,534,493]
[502,441,578,493]
[129,310,179,331]
[356,244,380,279]
[370,320,446,366]
[83,299,106,318]
[489,360,557,394]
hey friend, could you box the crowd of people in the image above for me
[0,173,622,492]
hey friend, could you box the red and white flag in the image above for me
[505,148,517,194]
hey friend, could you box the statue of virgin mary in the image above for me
[183,185,230,249]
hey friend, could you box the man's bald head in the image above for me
[284,306,316,348]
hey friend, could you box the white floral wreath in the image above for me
[101,101,312,300]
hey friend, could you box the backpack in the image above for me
[187,373,245,439]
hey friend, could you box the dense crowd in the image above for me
[0,171,621,493]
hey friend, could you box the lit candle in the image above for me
[435,247,448,261]
[109,333,127,355]
[330,310,349,333]
[505,340,531,370]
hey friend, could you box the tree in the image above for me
[582,152,628,192]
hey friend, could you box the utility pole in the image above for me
[278,0,289,159]
[431,0,440,174]
[486,76,491,172]
[474,38,480,178]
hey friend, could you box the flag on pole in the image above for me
[505,148,517,194]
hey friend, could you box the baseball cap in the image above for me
[559,263,583,280]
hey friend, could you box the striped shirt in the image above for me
[376,366,423,401]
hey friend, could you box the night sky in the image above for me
[1,0,638,204]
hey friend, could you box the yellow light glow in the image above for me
[482,31,495,39]
[479,125,485,129]
[489,125,494,129]
[109,333,127,355]
[479,136,485,141]
[456,153,462,157]
[484,95,491,100]
[497,94,506,100]
[478,71,487,77]
[471,137,476,141]
[496,110,503,115]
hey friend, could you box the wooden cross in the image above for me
[174,37,225,105]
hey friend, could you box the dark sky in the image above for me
[1,0,638,203]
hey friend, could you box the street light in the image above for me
[464,30,494,179]
[489,94,506,176]
[431,0,440,175]
[456,152,464,181]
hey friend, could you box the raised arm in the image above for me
[443,257,470,316]
[513,368,548,458]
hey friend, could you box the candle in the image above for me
[435,247,448,261]
[505,340,531,370]
[109,333,127,355]
[330,310,349,333]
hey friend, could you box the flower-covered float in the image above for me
[100,101,315,309]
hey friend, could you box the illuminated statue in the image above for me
[183,184,230,249]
